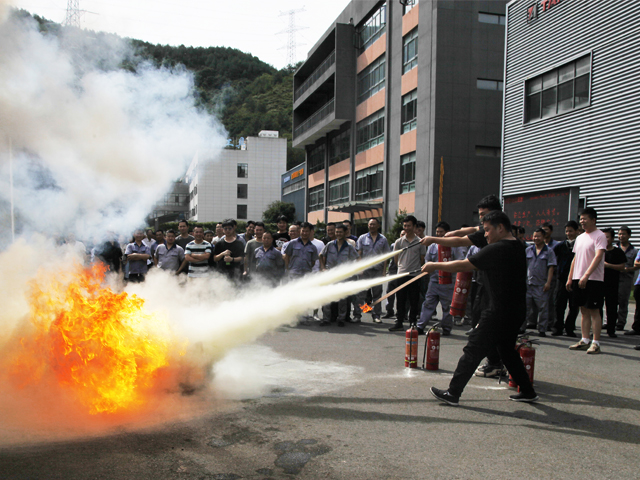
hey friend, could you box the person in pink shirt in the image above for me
[566,208,607,354]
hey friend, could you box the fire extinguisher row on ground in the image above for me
[404,323,441,370]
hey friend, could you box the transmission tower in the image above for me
[64,0,81,28]
[278,8,308,66]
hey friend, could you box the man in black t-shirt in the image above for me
[273,215,291,251]
[213,219,245,280]
[422,211,538,406]
[601,228,627,337]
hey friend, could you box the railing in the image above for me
[294,51,336,101]
[294,98,335,139]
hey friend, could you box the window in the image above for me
[283,178,305,195]
[237,205,247,219]
[357,55,386,104]
[402,28,418,74]
[478,12,505,25]
[356,109,385,154]
[308,184,325,211]
[525,54,591,123]
[400,152,416,194]
[194,185,197,195]
[475,146,501,158]
[477,79,504,91]
[237,163,248,178]
[401,90,417,134]
[329,130,350,165]
[356,3,386,52]
[237,184,248,199]
[355,164,383,201]
[403,0,417,15]
[307,143,325,174]
[329,176,350,205]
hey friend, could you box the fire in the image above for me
[10,263,175,415]
[360,303,373,313]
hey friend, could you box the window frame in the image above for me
[523,53,592,124]
[402,28,418,74]
[478,12,506,25]
[357,55,386,105]
[237,205,247,220]
[328,129,351,166]
[237,163,248,178]
[401,89,417,134]
[400,152,416,194]
[356,109,385,154]
[308,184,325,212]
[403,0,417,15]
[307,143,326,174]
[328,176,350,206]
[477,78,504,91]
[356,2,387,53]
[355,164,384,202]
[237,184,248,199]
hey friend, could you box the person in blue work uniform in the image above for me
[283,222,319,280]
[524,227,557,337]
[417,221,465,336]
[254,230,285,284]
[319,224,359,327]
[356,218,391,323]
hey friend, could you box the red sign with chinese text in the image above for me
[504,188,571,241]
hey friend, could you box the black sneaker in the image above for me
[537,331,546,337]
[635,345,640,351]
[337,321,345,327]
[551,330,563,336]
[430,387,459,406]
[566,331,577,337]
[382,312,395,319]
[475,363,505,378]
[509,391,539,403]
[416,327,425,335]
[388,323,404,332]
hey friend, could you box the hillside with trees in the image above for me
[18,9,304,170]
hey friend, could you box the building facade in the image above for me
[186,132,286,222]
[148,181,190,226]
[281,163,306,222]
[293,0,507,234]
[502,0,640,235]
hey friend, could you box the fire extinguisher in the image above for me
[422,323,441,371]
[508,337,538,390]
[405,325,419,368]
[437,245,452,284]
[449,271,473,318]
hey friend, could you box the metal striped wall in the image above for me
[502,0,640,235]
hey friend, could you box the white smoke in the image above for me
[0,9,225,241]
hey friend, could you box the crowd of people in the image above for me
[84,197,639,362]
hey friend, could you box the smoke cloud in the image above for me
[0,9,225,241]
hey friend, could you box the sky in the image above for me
[11,0,352,69]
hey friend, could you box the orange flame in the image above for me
[10,263,174,415]
[360,303,373,313]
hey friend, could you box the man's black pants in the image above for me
[600,282,619,335]
[448,321,535,398]
[554,280,578,334]
[396,276,421,325]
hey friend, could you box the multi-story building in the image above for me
[281,163,306,222]
[501,0,640,238]
[186,132,286,222]
[293,0,507,234]
[148,181,190,227]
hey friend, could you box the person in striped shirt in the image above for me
[183,226,212,278]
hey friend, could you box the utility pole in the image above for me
[278,8,308,67]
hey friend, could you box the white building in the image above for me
[186,132,287,222]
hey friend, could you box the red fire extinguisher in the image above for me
[422,323,441,371]
[405,325,419,368]
[509,337,537,390]
[437,245,452,284]
[449,271,473,317]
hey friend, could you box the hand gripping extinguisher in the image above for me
[449,271,472,318]
[405,324,419,368]
[508,336,538,390]
[422,322,441,370]
[437,246,452,284]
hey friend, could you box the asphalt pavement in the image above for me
[1,306,639,480]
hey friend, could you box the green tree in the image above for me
[262,201,296,224]
[385,209,408,244]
